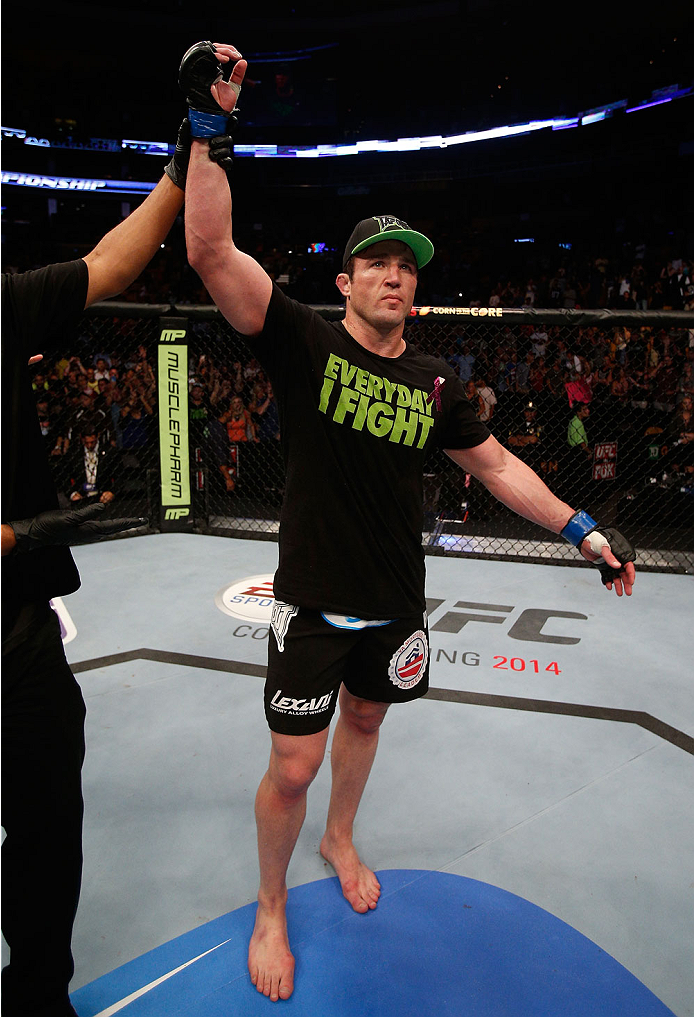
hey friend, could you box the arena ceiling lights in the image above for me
[1,84,690,194]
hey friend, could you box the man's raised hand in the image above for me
[211,43,247,113]
[179,42,247,122]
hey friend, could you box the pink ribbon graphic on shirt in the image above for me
[427,376,446,412]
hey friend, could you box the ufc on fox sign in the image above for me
[158,317,191,529]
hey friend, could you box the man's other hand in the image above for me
[579,528,636,596]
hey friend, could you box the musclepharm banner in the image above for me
[158,319,191,528]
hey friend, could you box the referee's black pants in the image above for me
[2,603,85,1017]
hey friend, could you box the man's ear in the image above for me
[335,272,351,299]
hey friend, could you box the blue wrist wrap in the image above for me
[189,109,229,138]
[561,509,598,546]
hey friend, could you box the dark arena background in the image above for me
[2,3,694,1016]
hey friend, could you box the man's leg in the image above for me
[249,726,330,1003]
[320,686,389,913]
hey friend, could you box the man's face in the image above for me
[337,240,418,331]
[82,435,97,451]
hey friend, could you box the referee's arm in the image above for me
[82,174,184,307]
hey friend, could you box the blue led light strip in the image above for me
[1,83,690,186]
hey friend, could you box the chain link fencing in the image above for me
[38,302,694,573]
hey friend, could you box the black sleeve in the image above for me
[1,260,89,360]
[243,283,320,388]
[436,371,491,450]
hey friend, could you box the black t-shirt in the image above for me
[2,260,89,637]
[248,286,490,618]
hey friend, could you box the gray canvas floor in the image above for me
[46,535,694,1015]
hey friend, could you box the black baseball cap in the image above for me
[342,215,434,270]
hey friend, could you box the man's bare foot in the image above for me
[248,900,295,1002]
[320,833,381,913]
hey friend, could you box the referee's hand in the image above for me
[7,504,147,554]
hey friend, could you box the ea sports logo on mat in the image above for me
[388,630,428,689]
[215,574,276,622]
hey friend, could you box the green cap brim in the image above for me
[350,230,434,269]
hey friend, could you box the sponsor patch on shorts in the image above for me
[388,629,428,690]
[269,689,335,717]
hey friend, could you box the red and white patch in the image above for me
[388,630,428,690]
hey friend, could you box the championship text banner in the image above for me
[157,318,191,529]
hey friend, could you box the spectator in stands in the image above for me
[681,348,694,399]
[64,432,118,506]
[666,395,694,450]
[189,383,236,494]
[132,343,156,387]
[221,394,256,443]
[35,396,64,457]
[250,380,280,441]
[652,354,680,414]
[661,261,691,310]
[530,325,549,359]
[71,390,108,444]
[120,394,152,450]
[507,400,543,468]
[31,368,50,396]
[464,379,484,418]
[562,277,578,309]
[448,339,476,382]
[627,365,651,411]
[474,376,497,424]
[565,402,592,504]
[92,356,111,380]
[567,402,591,457]
[529,356,547,395]
[515,351,534,395]
[209,374,233,409]
[84,367,100,394]
[609,365,631,406]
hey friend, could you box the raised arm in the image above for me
[182,42,272,335]
[446,434,636,595]
[83,174,184,306]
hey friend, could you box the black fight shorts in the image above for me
[265,604,430,735]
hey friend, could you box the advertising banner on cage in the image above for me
[158,317,191,530]
[593,441,618,481]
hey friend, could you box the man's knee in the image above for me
[340,689,390,735]
[269,731,327,799]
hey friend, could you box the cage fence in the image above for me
[37,302,694,573]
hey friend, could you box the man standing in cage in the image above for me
[181,41,637,1004]
[1,126,194,1016]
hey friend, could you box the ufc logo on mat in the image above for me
[428,601,587,645]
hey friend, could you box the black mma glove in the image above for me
[208,133,235,174]
[8,504,147,555]
[561,510,636,586]
[179,41,240,140]
[164,118,191,190]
